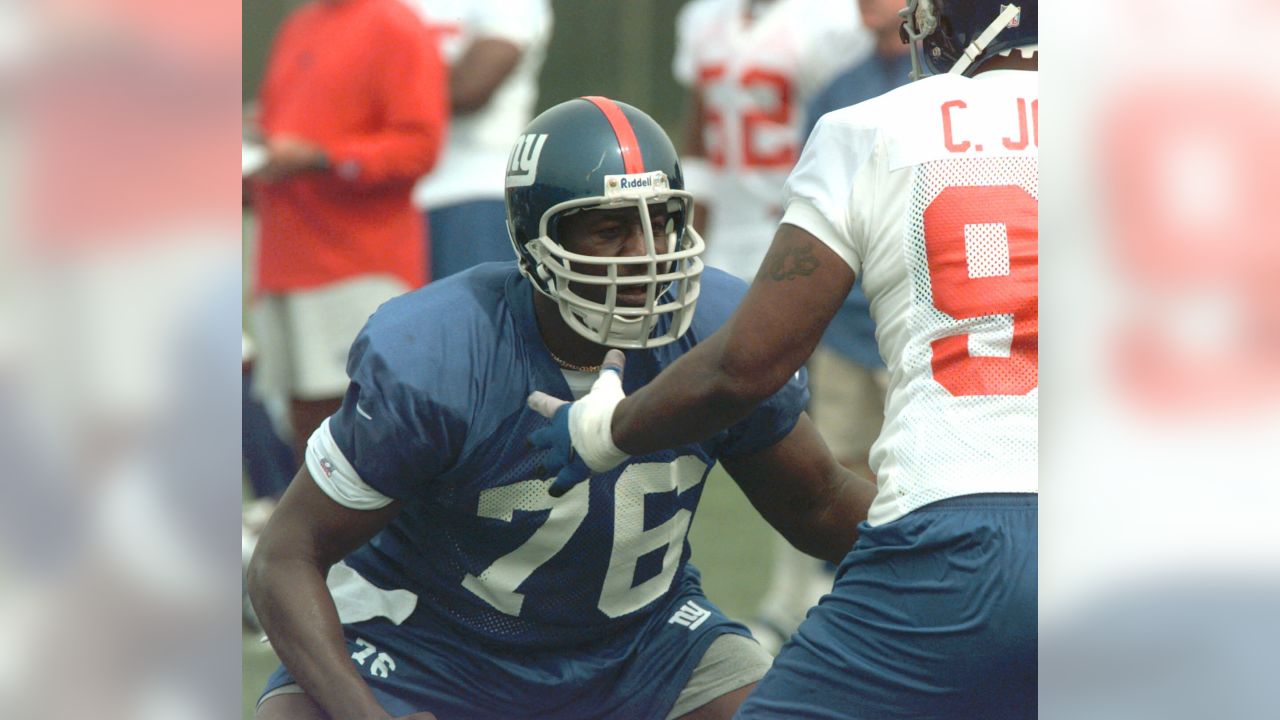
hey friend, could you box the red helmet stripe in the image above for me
[581,96,646,174]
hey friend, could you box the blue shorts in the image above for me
[736,493,1037,720]
[425,199,511,281]
[260,568,751,719]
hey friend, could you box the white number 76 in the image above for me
[461,456,706,618]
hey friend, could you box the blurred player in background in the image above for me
[530,1,1039,716]
[249,98,877,720]
[408,0,554,281]
[673,0,873,653]
[247,0,448,464]
[673,0,871,281]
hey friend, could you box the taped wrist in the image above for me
[568,368,630,472]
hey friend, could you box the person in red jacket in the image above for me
[248,0,448,463]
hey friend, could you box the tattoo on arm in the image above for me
[767,243,821,281]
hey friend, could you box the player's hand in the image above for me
[252,135,329,183]
[527,349,630,497]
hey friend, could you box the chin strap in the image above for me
[950,3,1022,76]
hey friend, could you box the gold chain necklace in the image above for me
[546,346,602,373]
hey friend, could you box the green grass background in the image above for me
[242,464,780,719]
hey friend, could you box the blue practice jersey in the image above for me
[315,262,807,649]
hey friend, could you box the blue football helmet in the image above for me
[899,0,1038,80]
[505,97,705,349]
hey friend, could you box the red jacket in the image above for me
[254,0,447,292]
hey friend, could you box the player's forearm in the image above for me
[612,329,784,456]
[793,467,877,563]
[325,126,444,187]
[248,553,390,720]
[615,228,847,456]
[728,421,879,565]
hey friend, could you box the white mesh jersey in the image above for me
[673,0,870,281]
[408,0,553,208]
[782,69,1039,526]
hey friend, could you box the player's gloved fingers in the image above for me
[600,349,625,377]
[528,403,572,450]
[530,437,570,475]
[527,391,569,419]
[527,424,559,451]
[544,443,569,473]
[548,459,591,498]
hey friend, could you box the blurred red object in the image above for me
[1101,82,1280,415]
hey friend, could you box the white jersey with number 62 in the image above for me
[673,0,870,281]
[782,70,1039,526]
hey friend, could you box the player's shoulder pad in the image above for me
[348,264,513,399]
[806,84,927,156]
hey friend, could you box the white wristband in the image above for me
[568,368,630,472]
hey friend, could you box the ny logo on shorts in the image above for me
[668,600,711,631]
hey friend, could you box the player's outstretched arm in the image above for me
[721,413,878,564]
[613,223,855,455]
[247,466,405,720]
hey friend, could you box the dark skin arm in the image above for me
[247,467,404,720]
[612,223,855,453]
[721,413,878,563]
[449,37,521,115]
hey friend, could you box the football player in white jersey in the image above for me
[407,0,553,280]
[531,1,1038,716]
[673,0,871,282]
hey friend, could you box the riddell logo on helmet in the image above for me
[617,176,653,189]
[506,133,548,188]
[604,171,669,199]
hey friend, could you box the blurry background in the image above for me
[243,0,692,133]
[0,1,1275,719]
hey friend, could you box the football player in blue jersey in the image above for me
[247,96,878,720]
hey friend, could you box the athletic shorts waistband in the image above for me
[911,492,1037,512]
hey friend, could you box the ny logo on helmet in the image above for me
[506,133,549,188]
